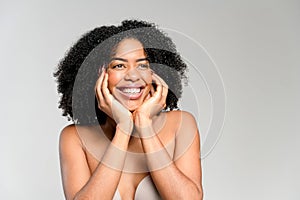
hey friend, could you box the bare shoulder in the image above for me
[167,110,199,145]
[60,124,77,139]
[168,111,200,161]
[166,110,196,119]
[165,110,198,130]
[59,124,83,148]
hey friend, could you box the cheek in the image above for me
[140,71,152,84]
[107,72,123,90]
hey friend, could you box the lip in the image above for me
[117,86,145,100]
[117,84,145,88]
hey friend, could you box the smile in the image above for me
[117,86,145,100]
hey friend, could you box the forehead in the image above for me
[113,38,145,57]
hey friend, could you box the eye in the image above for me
[112,64,125,70]
[137,63,150,70]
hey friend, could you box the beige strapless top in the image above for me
[113,175,161,200]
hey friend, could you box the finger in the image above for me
[154,74,168,97]
[101,72,112,104]
[153,74,168,108]
[95,68,105,102]
[95,67,105,90]
[97,66,102,76]
[150,84,155,97]
[145,93,151,101]
[154,73,168,90]
[152,74,163,100]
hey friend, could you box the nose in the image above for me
[124,68,140,82]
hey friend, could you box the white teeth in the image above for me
[121,88,141,94]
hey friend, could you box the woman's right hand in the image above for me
[95,67,133,134]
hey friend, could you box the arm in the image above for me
[136,111,203,200]
[133,73,203,199]
[59,125,130,200]
[59,68,133,199]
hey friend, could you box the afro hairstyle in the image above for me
[54,19,187,125]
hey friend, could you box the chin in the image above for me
[122,101,142,112]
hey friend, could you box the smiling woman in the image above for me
[54,19,203,200]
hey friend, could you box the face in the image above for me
[107,38,152,111]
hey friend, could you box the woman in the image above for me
[54,19,203,200]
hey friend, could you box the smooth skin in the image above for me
[59,38,203,200]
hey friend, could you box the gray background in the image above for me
[0,0,299,199]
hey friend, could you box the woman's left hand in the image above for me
[133,73,168,128]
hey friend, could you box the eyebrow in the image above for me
[110,57,149,62]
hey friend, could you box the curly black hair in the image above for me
[54,19,187,125]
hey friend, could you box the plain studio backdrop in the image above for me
[0,0,299,199]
